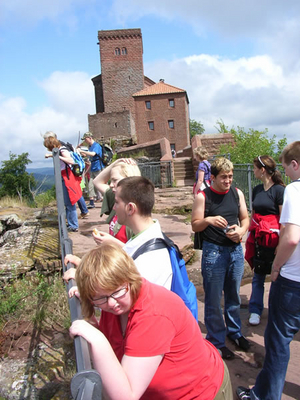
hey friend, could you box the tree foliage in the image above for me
[190,119,205,137]
[0,152,36,200]
[217,122,287,164]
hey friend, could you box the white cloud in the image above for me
[145,53,300,142]
[0,0,91,27]
[0,71,94,168]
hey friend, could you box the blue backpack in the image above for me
[60,141,85,177]
[132,233,198,321]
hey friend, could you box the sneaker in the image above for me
[87,204,95,209]
[218,346,235,360]
[67,227,78,232]
[249,313,260,326]
[236,386,251,400]
[229,335,250,351]
[80,212,90,219]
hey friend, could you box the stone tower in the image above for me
[92,29,144,129]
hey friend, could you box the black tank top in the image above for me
[202,186,240,247]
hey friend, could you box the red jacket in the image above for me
[245,213,280,269]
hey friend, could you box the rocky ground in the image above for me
[0,187,299,399]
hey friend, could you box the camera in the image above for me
[224,225,234,233]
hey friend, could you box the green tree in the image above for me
[190,119,205,137]
[218,124,287,164]
[0,152,36,200]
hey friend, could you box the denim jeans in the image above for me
[251,275,300,400]
[249,272,266,315]
[77,196,88,214]
[62,178,78,229]
[201,240,244,348]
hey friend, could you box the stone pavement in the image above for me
[69,187,300,399]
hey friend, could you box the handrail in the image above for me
[52,148,102,399]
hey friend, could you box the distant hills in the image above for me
[27,167,55,192]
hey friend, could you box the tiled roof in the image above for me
[132,81,186,97]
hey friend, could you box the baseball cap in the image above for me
[81,132,93,140]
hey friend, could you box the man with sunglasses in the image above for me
[237,141,300,400]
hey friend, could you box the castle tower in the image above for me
[96,28,144,118]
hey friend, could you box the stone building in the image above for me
[88,28,190,153]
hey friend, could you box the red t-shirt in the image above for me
[109,214,128,243]
[100,279,223,399]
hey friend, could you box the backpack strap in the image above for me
[131,238,167,260]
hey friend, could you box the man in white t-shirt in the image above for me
[114,176,172,289]
[237,141,300,400]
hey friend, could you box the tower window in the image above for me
[145,101,151,110]
[168,120,174,129]
[148,121,154,130]
[115,47,121,55]
[122,47,127,55]
[169,99,175,108]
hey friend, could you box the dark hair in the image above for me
[117,176,155,216]
[279,141,300,165]
[254,155,285,186]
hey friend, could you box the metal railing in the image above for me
[52,148,102,400]
[138,161,173,187]
[232,164,289,212]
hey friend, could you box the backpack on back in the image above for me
[132,233,198,321]
[60,140,85,177]
[194,186,240,250]
[101,143,114,166]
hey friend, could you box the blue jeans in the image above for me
[77,196,88,214]
[201,241,245,348]
[62,178,78,229]
[249,272,266,315]
[251,275,300,400]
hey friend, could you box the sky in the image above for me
[1,0,300,169]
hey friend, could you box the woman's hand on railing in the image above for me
[64,254,81,267]
[63,267,76,283]
[68,285,80,299]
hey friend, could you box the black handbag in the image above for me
[253,243,276,275]
[194,231,203,250]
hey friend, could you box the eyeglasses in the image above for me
[258,156,266,167]
[91,285,129,306]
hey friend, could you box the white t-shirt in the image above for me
[123,220,172,289]
[279,179,300,282]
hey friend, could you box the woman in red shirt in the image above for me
[69,243,232,400]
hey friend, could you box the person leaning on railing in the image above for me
[69,243,233,400]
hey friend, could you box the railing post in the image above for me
[247,164,253,213]
[52,148,102,399]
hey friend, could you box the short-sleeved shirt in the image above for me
[252,184,285,215]
[196,160,211,182]
[279,180,300,282]
[99,279,224,399]
[89,142,103,172]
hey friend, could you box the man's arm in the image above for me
[271,223,300,281]
[226,189,249,243]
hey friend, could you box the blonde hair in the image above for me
[193,146,208,161]
[111,159,141,178]
[211,157,233,177]
[43,136,61,151]
[76,244,142,318]
[279,141,300,165]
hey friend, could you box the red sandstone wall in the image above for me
[134,93,190,152]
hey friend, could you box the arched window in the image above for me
[122,47,127,55]
[115,47,120,55]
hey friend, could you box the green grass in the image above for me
[0,273,69,331]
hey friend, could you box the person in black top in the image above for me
[247,155,285,326]
[192,157,249,360]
